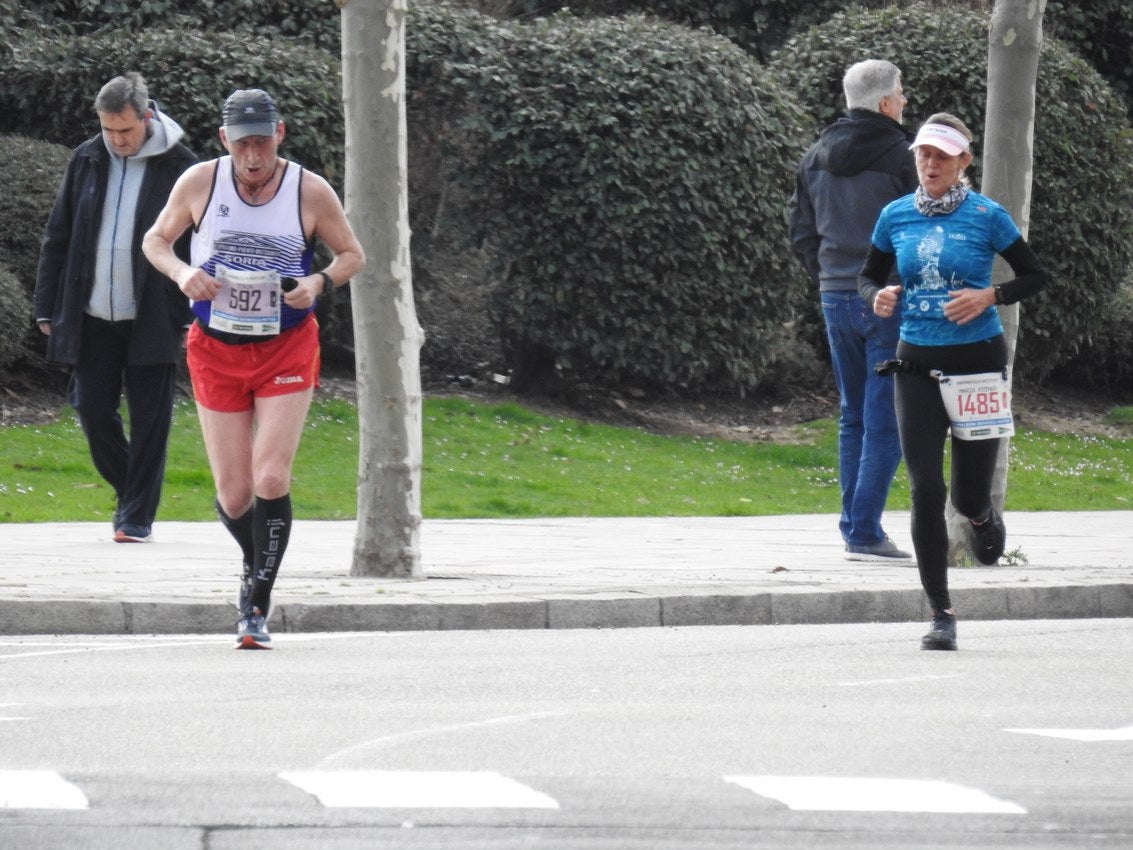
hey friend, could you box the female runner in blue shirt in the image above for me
[857,113,1047,651]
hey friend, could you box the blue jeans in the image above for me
[820,291,902,546]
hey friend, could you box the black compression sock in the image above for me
[250,494,292,614]
[215,499,255,567]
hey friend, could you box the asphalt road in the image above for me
[1,620,1131,848]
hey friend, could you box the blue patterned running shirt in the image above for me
[870,190,1021,346]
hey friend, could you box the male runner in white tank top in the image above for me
[143,89,365,649]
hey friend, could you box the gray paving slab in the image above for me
[0,512,1130,635]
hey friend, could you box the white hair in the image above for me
[843,59,902,112]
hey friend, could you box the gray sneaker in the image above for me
[845,536,913,562]
[235,607,272,650]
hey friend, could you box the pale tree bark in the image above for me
[947,0,1043,564]
[340,0,425,577]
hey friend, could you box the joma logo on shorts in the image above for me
[274,376,304,385]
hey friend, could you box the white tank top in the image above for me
[190,156,314,330]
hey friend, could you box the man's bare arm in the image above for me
[305,172,366,281]
[142,163,221,301]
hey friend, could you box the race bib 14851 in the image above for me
[933,370,1014,440]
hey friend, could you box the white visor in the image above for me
[910,123,970,156]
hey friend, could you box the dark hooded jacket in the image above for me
[788,108,916,291]
[34,103,197,365]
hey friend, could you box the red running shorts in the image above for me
[187,315,321,413]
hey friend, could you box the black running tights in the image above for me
[894,337,1007,613]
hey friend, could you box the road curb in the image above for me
[3,583,1130,636]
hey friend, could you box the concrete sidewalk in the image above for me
[1,512,1130,635]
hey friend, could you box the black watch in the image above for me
[993,284,1005,305]
[319,271,334,294]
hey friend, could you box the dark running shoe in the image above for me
[971,509,1006,565]
[921,611,958,651]
[235,607,271,650]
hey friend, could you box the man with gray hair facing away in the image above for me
[35,73,197,543]
[789,59,916,561]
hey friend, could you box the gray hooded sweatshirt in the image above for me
[87,103,187,321]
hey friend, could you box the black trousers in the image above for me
[894,336,1008,613]
[68,315,177,530]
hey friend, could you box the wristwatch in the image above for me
[319,271,334,294]
[993,284,1005,305]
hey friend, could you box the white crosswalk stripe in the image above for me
[0,703,30,722]
[1006,724,1133,742]
[280,770,560,809]
[0,771,88,809]
[0,769,1035,814]
[725,775,1027,814]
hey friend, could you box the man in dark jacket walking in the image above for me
[35,73,197,542]
[789,59,917,561]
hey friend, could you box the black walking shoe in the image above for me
[921,611,957,651]
[970,509,1006,565]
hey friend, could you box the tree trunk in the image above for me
[341,0,425,578]
[947,0,1043,563]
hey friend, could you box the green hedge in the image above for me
[1056,276,1133,392]
[506,2,1133,116]
[22,0,340,46]
[0,135,73,294]
[0,263,32,370]
[412,7,813,395]
[1036,0,1133,116]
[0,27,343,186]
[770,4,1133,380]
[505,0,850,59]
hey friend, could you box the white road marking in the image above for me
[0,771,88,809]
[0,767,1040,815]
[725,775,1026,814]
[0,639,221,661]
[0,703,29,721]
[280,770,560,809]
[1005,725,1133,742]
[0,633,399,661]
[838,674,962,687]
[318,711,571,767]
